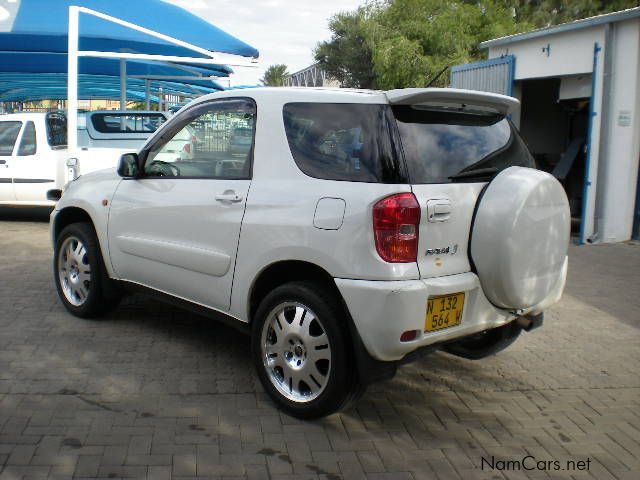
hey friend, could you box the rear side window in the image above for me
[46,113,67,147]
[18,121,37,156]
[91,113,166,133]
[0,121,22,155]
[283,103,405,183]
[392,106,535,183]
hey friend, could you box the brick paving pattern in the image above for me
[1,211,639,479]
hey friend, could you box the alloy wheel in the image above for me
[261,302,332,403]
[57,236,91,307]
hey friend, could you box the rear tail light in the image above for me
[183,143,191,154]
[373,192,420,263]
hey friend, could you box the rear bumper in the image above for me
[335,272,517,362]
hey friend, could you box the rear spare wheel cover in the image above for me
[470,166,570,310]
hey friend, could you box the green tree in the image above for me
[314,5,380,88]
[260,64,289,86]
[314,0,640,89]
[514,0,640,28]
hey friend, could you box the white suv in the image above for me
[50,87,570,418]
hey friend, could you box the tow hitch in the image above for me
[516,313,544,332]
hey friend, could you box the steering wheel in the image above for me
[148,160,180,177]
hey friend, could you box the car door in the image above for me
[108,98,256,312]
[0,120,22,202]
[12,120,55,203]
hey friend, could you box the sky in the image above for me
[165,0,362,87]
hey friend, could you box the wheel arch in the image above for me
[52,206,94,242]
[247,260,343,324]
[52,205,115,278]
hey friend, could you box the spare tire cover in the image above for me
[471,166,570,310]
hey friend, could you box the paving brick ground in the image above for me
[1,209,639,480]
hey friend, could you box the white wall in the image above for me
[489,27,605,80]
[598,19,640,242]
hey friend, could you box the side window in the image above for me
[282,103,404,183]
[17,121,37,156]
[0,121,23,156]
[46,114,67,147]
[145,99,256,179]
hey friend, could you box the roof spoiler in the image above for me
[385,88,520,116]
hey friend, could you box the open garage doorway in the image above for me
[517,76,591,238]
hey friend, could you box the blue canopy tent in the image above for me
[0,73,220,103]
[0,0,259,114]
[0,52,234,79]
[0,0,259,58]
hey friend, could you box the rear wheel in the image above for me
[442,321,522,360]
[251,281,363,418]
[54,222,121,318]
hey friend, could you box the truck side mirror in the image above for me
[117,153,140,178]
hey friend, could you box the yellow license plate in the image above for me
[425,293,465,333]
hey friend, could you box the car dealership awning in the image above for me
[0,0,258,59]
[0,0,259,104]
[0,73,220,102]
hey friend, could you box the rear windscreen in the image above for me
[283,103,405,183]
[392,106,535,183]
[91,113,166,134]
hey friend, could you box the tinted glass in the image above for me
[283,103,405,183]
[91,113,166,133]
[0,121,22,155]
[145,99,255,179]
[46,113,67,147]
[393,106,535,183]
[18,121,37,156]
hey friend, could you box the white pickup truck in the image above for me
[0,110,169,206]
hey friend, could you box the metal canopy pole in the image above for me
[120,58,127,112]
[145,79,150,110]
[67,6,79,154]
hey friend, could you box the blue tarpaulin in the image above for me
[0,74,220,102]
[0,0,259,58]
[0,0,259,102]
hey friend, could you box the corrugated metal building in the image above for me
[452,8,640,244]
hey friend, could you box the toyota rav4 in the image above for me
[51,87,570,418]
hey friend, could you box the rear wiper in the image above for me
[448,167,498,181]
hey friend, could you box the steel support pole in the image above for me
[145,79,151,110]
[67,6,79,154]
[120,58,127,112]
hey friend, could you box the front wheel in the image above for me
[54,222,120,318]
[251,282,363,418]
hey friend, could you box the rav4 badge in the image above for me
[426,244,458,256]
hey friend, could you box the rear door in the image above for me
[0,120,22,202]
[389,98,534,279]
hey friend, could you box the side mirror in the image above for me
[117,153,140,178]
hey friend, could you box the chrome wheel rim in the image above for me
[57,236,91,307]
[261,302,332,403]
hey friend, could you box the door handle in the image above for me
[215,191,243,203]
[0,160,6,165]
[426,199,452,222]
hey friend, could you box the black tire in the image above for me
[251,281,363,419]
[53,222,121,318]
[442,320,522,360]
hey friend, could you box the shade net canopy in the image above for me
[0,73,220,102]
[0,0,259,58]
[0,52,234,78]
